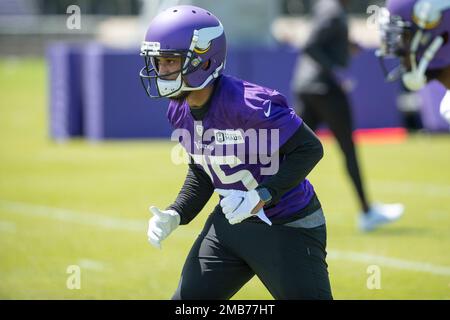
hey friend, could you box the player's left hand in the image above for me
[215,188,261,225]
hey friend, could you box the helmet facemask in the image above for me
[139,45,192,98]
[376,11,414,82]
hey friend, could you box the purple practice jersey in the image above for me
[167,75,316,220]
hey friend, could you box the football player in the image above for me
[291,0,404,232]
[377,0,450,124]
[140,5,332,299]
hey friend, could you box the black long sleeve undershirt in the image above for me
[258,122,323,206]
[167,160,215,225]
[167,122,323,225]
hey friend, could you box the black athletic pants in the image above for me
[298,86,369,213]
[172,205,333,300]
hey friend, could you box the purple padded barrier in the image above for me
[420,81,449,132]
[248,45,299,104]
[82,44,103,140]
[47,43,84,140]
[48,43,447,140]
[82,44,172,140]
[223,47,254,82]
[228,46,403,130]
[326,49,403,129]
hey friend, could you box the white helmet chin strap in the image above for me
[156,73,186,97]
[180,62,225,92]
[157,62,225,97]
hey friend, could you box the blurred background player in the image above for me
[142,5,333,299]
[377,0,450,124]
[396,83,424,132]
[291,0,404,232]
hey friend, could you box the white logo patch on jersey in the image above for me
[214,129,245,145]
[196,124,204,136]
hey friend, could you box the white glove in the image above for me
[147,206,180,249]
[215,189,272,225]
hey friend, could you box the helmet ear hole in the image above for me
[202,59,211,71]
[441,32,449,45]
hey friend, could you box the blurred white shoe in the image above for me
[359,203,405,232]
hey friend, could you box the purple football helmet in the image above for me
[377,0,450,90]
[139,5,227,98]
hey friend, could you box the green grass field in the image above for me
[0,59,449,299]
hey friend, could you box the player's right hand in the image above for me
[147,206,180,249]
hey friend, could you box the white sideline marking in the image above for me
[327,249,450,277]
[1,199,450,277]
[0,200,144,232]
[0,220,16,233]
[77,259,105,271]
[372,180,450,198]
